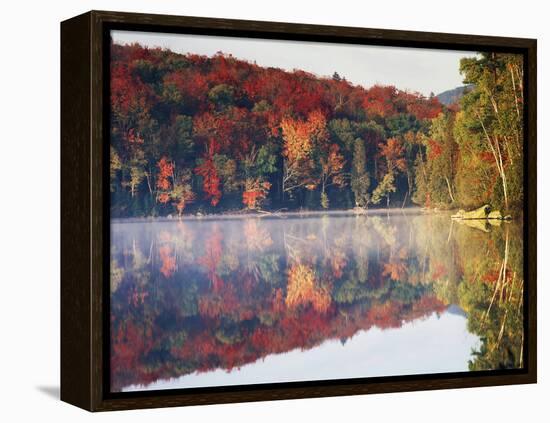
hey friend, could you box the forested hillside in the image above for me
[436,85,473,106]
[109,43,524,217]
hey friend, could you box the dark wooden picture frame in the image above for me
[61,10,537,411]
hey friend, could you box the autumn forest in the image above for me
[109,35,526,391]
[110,42,524,217]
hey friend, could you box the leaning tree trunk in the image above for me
[445,176,455,203]
[477,112,509,210]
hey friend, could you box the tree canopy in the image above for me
[109,43,523,217]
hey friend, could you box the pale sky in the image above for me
[111,30,478,97]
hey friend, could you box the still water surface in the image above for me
[110,211,524,392]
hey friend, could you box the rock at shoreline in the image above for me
[451,204,511,221]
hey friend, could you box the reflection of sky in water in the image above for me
[123,309,479,391]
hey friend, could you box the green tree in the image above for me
[371,172,396,207]
[418,112,459,207]
[208,84,235,110]
[372,138,406,207]
[110,147,122,193]
[455,53,523,211]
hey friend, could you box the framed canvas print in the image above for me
[60,10,537,411]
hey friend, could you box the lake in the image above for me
[110,211,524,392]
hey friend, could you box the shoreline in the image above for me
[111,207,433,224]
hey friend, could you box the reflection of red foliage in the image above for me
[159,245,176,278]
[367,302,403,329]
[430,262,448,280]
[273,288,285,313]
[111,321,154,379]
[331,253,347,279]
[195,296,443,374]
[243,220,273,250]
[111,286,446,391]
[198,225,224,291]
[198,283,238,318]
[411,295,447,319]
[131,288,148,307]
[383,261,408,281]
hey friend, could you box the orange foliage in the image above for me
[321,143,346,187]
[379,138,407,172]
[280,110,331,193]
[480,151,494,163]
[158,193,170,204]
[281,118,314,162]
[156,157,173,191]
[427,139,444,160]
[175,190,195,214]
[305,109,329,143]
[195,157,221,206]
[281,110,328,161]
[405,95,442,120]
[363,85,398,117]
[242,179,271,210]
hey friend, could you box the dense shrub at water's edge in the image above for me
[110,44,523,217]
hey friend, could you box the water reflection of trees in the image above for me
[110,213,523,391]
